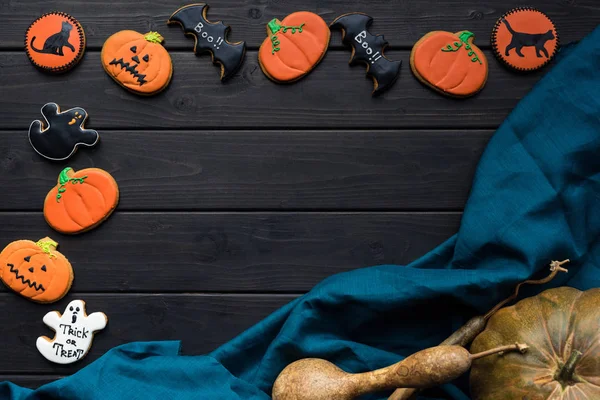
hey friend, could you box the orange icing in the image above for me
[259,12,330,82]
[492,10,558,71]
[101,31,173,95]
[44,168,119,234]
[412,31,488,97]
[25,13,85,72]
[0,238,73,303]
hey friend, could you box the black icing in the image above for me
[330,13,401,95]
[7,263,44,291]
[28,102,99,161]
[168,3,246,81]
[109,57,148,85]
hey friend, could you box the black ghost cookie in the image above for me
[330,13,401,95]
[28,103,99,161]
[168,3,246,81]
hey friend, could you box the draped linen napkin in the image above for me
[2,25,599,400]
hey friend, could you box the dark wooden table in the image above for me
[0,0,597,391]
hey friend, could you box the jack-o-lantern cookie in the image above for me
[101,31,173,95]
[0,237,73,303]
[25,12,86,73]
[491,8,559,72]
[411,30,488,97]
[259,11,330,83]
[44,167,119,235]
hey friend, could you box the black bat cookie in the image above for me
[28,103,99,161]
[330,13,401,95]
[168,3,246,81]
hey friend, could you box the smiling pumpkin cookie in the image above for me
[0,237,73,303]
[101,30,173,95]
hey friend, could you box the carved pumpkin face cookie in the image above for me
[25,12,86,73]
[0,237,73,303]
[491,8,559,72]
[44,167,119,234]
[102,31,173,95]
[411,30,488,97]
[258,11,330,82]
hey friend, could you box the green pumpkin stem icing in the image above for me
[56,167,87,203]
[268,19,306,55]
[35,238,58,258]
[144,31,164,44]
[441,31,482,65]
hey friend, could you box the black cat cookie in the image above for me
[491,8,559,72]
[330,13,401,95]
[168,3,246,81]
[29,103,99,161]
[25,12,86,73]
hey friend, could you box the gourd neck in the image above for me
[556,350,583,386]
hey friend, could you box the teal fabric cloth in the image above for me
[3,25,600,400]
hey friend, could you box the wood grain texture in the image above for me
[0,50,544,129]
[0,212,460,292]
[0,130,489,210]
[2,0,598,49]
[0,376,63,389]
[0,293,295,373]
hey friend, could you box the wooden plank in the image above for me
[0,376,63,389]
[0,129,489,210]
[1,0,597,49]
[0,212,460,292]
[0,293,296,373]
[0,50,544,129]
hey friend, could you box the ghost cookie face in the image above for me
[102,31,173,95]
[29,103,99,161]
[0,237,73,303]
[44,167,120,235]
[37,300,107,364]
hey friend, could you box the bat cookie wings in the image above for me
[29,102,99,161]
[168,3,246,80]
[330,13,401,95]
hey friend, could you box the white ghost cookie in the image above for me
[36,300,107,364]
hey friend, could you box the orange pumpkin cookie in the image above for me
[258,12,330,83]
[44,167,119,235]
[0,237,73,303]
[25,12,85,73]
[411,31,488,97]
[101,31,173,95]
[491,8,559,72]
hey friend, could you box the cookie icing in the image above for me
[101,31,173,95]
[36,300,107,364]
[28,103,99,161]
[0,237,73,303]
[491,7,559,72]
[25,12,86,73]
[411,30,488,97]
[330,13,401,95]
[168,3,246,81]
[258,11,330,82]
[44,167,120,234]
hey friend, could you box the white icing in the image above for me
[36,300,107,364]
[354,30,383,64]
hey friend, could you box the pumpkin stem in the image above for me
[556,350,583,386]
[35,237,58,258]
[56,167,88,202]
[470,343,528,360]
[483,260,569,320]
[144,32,164,44]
